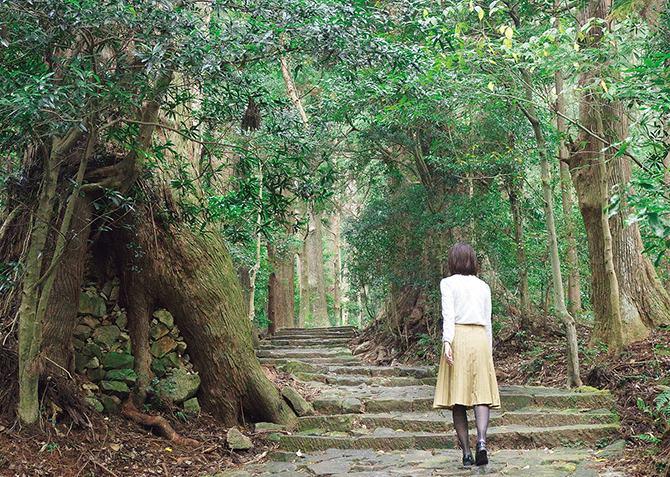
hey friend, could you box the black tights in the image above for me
[452,404,490,455]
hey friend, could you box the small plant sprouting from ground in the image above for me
[634,387,670,445]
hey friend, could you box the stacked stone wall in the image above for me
[74,278,200,413]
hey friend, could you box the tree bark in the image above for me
[268,242,296,330]
[298,234,309,328]
[505,174,532,328]
[306,208,329,327]
[118,201,294,425]
[329,206,342,326]
[556,69,582,315]
[520,70,581,387]
[568,0,670,349]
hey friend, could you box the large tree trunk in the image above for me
[298,235,309,328]
[41,199,93,375]
[118,198,294,425]
[569,0,670,348]
[610,156,670,331]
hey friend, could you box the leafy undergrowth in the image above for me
[495,324,670,477]
[353,322,670,477]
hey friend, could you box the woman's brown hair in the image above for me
[448,242,478,276]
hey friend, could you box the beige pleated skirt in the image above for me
[433,324,500,409]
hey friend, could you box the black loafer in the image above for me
[462,453,475,466]
[475,441,488,466]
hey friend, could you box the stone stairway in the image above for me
[251,326,623,476]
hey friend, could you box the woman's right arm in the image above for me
[441,279,455,349]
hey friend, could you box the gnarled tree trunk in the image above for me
[116,197,294,425]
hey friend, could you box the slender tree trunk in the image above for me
[556,69,582,315]
[268,242,296,330]
[41,199,92,374]
[248,162,263,322]
[298,237,309,328]
[506,175,532,327]
[307,208,329,327]
[18,128,82,424]
[330,206,342,326]
[521,71,581,387]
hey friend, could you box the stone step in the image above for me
[278,422,620,452]
[276,362,437,379]
[292,372,433,387]
[313,385,616,415]
[256,348,354,359]
[267,338,353,347]
[273,326,358,336]
[259,357,361,366]
[295,409,618,433]
[324,365,437,378]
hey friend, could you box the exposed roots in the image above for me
[121,401,199,446]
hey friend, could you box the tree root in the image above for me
[121,402,199,446]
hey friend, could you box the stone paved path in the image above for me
[214,327,627,477]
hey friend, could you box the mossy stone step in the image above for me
[295,409,618,433]
[313,385,616,414]
[255,348,354,359]
[258,357,361,366]
[278,423,620,452]
[272,326,358,336]
[324,365,437,378]
[268,338,353,347]
[292,372,431,387]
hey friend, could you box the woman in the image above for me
[433,242,500,466]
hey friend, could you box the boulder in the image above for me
[282,387,314,417]
[226,428,253,450]
[150,336,178,359]
[103,352,134,370]
[176,341,187,355]
[115,312,127,329]
[93,325,121,348]
[75,353,87,374]
[85,396,104,412]
[85,343,103,360]
[81,315,101,329]
[155,368,200,403]
[151,359,167,378]
[74,325,92,341]
[100,380,131,395]
[183,397,200,413]
[87,367,106,382]
[106,368,138,384]
[79,292,107,317]
[84,357,100,369]
[100,394,122,412]
[150,322,170,340]
[153,309,174,328]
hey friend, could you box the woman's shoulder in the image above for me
[442,274,490,289]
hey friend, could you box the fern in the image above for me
[655,388,670,417]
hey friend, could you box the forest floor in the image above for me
[0,324,668,477]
